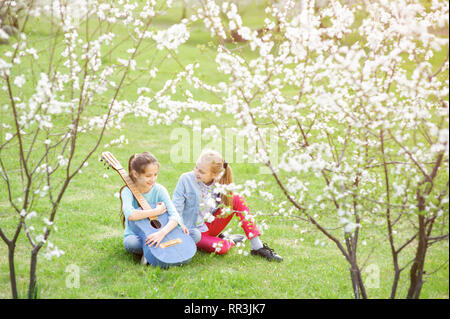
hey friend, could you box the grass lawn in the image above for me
[1,113,448,299]
[0,2,448,299]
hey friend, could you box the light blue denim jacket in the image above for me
[172,171,202,230]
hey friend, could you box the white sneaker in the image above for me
[140,254,148,265]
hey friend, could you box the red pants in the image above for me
[196,194,261,255]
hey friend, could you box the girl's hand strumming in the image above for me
[145,230,166,248]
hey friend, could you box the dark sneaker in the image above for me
[218,233,246,244]
[251,243,283,262]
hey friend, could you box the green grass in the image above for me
[0,3,448,299]
[1,113,448,299]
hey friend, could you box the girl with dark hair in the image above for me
[172,149,282,261]
[120,152,188,265]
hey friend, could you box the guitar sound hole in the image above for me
[150,220,161,229]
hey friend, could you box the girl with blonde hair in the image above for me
[172,149,282,261]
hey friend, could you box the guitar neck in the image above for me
[117,168,151,210]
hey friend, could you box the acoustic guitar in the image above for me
[101,151,196,268]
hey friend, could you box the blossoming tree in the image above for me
[171,0,449,298]
[0,0,191,298]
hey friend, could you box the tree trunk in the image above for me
[390,268,401,299]
[28,249,39,299]
[8,243,18,299]
[348,254,367,299]
[407,214,427,299]
[345,235,367,299]
[349,266,360,298]
[356,265,367,299]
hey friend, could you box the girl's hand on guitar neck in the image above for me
[128,203,166,220]
[156,202,167,215]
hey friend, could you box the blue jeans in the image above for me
[123,233,163,267]
[123,235,143,255]
[189,228,201,244]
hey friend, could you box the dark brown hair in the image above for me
[119,152,159,228]
[128,152,159,181]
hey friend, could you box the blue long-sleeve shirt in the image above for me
[120,183,183,238]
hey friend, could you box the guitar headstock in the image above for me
[101,151,123,172]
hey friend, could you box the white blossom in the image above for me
[13,75,26,88]
[153,23,190,51]
[5,133,13,141]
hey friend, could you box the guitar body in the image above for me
[129,207,197,268]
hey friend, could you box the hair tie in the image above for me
[223,161,228,169]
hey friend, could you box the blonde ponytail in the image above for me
[198,149,234,207]
[219,162,233,207]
